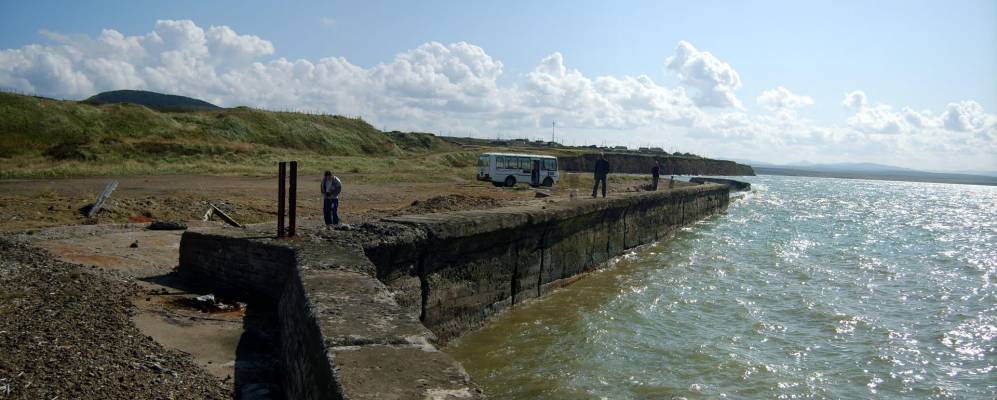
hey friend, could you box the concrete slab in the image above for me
[329,345,482,400]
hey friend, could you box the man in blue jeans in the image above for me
[321,170,342,226]
[592,152,610,198]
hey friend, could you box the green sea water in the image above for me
[446,176,996,399]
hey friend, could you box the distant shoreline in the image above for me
[755,166,997,187]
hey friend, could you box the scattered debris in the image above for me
[85,180,119,218]
[209,203,242,228]
[177,293,247,313]
[534,190,551,198]
[147,220,188,230]
[129,240,139,248]
[201,207,214,222]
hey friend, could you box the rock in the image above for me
[129,241,139,248]
[148,220,187,230]
[534,190,551,198]
[195,294,216,304]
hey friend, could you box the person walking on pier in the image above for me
[321,170,342,226]
[651,161,661,190]
[592,152,610,198]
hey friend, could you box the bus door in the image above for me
[531,159,541,185]
[515,157,531,182]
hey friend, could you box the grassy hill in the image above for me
[0,90,752,181]
[0,91,463,179]
[84,90,221,111]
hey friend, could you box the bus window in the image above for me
[478,156,488,168]
[497,156,506,169]
[520,157,529,169]
[543,159,556,170]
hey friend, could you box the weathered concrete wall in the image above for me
[177,183,729,398]
[178,231,296,300]
[690,177,752,191]
[366,184,730,343]
[178,231,481,400]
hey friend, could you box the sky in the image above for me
[1,0,995,171]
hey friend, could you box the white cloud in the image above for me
[842,90,867,109]
[941,100,996,133]
[206,25,274,64]
[841,92,996,140]
[665,41,742,109]
[756,86,813,113]
[521,52,703,129]
[0,20,994,170]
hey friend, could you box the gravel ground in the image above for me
[0,238,230,399]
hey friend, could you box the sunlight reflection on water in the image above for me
[446,176,997,399]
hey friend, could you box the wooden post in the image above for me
[288,161,297,237]
[278,161,286,238]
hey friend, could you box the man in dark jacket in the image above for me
[592,152,610,198]
[321,170,342,226]
[651,161,661,190]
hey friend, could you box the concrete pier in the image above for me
[177,183,730,399]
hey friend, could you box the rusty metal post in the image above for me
[278,161,286,238]
[288,161,297,237]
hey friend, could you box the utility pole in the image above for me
[551,121,556,144]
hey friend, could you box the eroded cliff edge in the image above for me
[560,153,755,176]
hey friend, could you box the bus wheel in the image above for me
[504,176,516,187]
[542,177,554,187]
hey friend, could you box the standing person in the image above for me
[321,170,342,226]
[592,152,610,198]
[669,175,675,189]
[651,161,661,190]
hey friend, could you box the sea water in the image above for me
[446,175,996,399]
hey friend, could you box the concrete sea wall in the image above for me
[177,183,730,398]
[690,177,752,191]
[366,184,730,343]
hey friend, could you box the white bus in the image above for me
[477,152,560,187]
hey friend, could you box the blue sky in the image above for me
[1,0,995,170]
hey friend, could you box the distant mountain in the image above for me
[691,159,996,185]
[785,162,917,173]
[84,90,220,111]
[943,169,997,177]
[754,165,997,186]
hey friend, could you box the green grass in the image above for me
[0,91,464,179]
